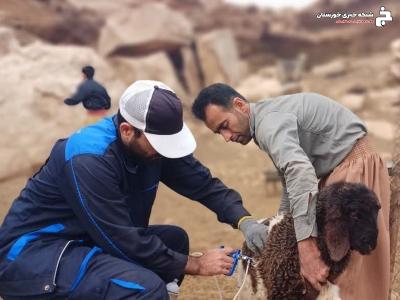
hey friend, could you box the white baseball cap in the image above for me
[119,80,196,158]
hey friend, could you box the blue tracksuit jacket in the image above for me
[0,116,249,297]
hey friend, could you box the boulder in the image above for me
[0,27,19,57]
[276,53,307,84]
[181,46,202,97]
[392,290,400,300]
[364,120,395,141]
[0,42,124,181]
[0,0,102,46]
[196,29,241,86]
[391,39,400,60]
[236,75,283,101]
[339,93,366,112]
[98,3,193,57]
[391,63,400,80]
[281,82,303,94]
[368,88,400,107]
[257,66,279,78]
[66,0,141,17]
[109,52,187,102]
[311,59,347,78]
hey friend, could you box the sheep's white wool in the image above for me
[267,214,284,229]
[317,281,341,300]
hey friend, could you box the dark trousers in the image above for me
[2,225,189,300]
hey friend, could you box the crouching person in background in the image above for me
[0,80,267,299]
[64,65,111,125]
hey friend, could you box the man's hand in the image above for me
[298,237,330,291]
[239,218,268,255]
[184,247,234,276]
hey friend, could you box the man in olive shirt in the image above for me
[192,83,390,300]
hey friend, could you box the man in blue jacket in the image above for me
[0,80,267,299]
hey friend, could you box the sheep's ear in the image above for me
[325,220,350,262]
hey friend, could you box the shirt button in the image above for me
[44,284,51,292]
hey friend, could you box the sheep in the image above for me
[237,182,381,300]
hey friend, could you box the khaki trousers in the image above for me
[320,136,390,300]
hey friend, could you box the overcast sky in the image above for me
[224,0,317,10]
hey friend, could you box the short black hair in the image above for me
[117,110,142,137]
[191,83,246,121]
[117,109,126,126]
[82,65,95,79]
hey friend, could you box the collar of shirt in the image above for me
[249,102,256,138]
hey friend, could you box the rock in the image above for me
[391,63,400,80]
[181,46,202,97]
[0,27,19,56]
[369,88,400,106]
[311,59,347,78]
[391,39,400,60]
[0,0,102,46]
[236,75,283,101]
[109,52,187,102]
[281,82,303,94]
[364,120,395,141]
[66,0,141,17]
[98,3,193,57]
[391,290,400,300]
[276,53,307,83]
[196,29,241,86]
[257,66,278,78]
[239,60,249,79]
[390,39,400,80]
[339,93,366,112]
[346,84,367,94]
[0,42,124,181]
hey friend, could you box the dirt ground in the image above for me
[1,111,399,299]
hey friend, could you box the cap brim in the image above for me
[144,123,196,158]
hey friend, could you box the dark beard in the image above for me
[125,140,161,164]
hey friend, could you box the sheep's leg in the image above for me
[316,281,341,300]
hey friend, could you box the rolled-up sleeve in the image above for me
[255,112,318,241]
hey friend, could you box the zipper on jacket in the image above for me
[52,240,76,287]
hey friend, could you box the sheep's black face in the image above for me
[318,182,381,261]
[347,196,380,255]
